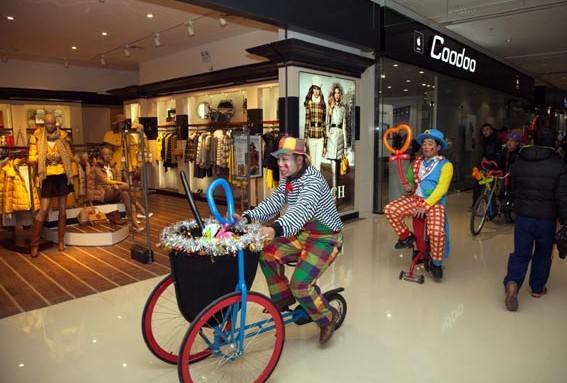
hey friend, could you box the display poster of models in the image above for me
[233,133,262,179]
[299,71,355,211]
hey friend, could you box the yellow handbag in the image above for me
[340,155,349,176]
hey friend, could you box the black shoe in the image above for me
[394,233,416,249]
[431,264,443,280]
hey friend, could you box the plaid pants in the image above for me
[260,230,343,327]
[384,194,447,261]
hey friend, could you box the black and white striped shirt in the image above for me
[244,166,343,237]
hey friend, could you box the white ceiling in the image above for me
[1,0,566,93]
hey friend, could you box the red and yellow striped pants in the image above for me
[384,194,446,261]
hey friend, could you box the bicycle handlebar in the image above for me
[206,178,235,226]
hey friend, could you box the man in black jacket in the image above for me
[471,123,502,208]
[503,126,567,311]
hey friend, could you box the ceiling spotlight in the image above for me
[100,55,106,66]
[153,33,161,47]
[187,20,195,36]
[124,45,131,57]
[219,16,227,27]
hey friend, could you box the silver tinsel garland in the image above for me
[160,217,265,257]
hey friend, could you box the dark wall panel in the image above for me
[180,0,381,50]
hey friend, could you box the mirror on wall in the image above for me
[197,102,210,120]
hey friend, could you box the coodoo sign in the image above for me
[430,35,476,73]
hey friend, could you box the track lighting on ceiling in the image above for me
[187,20,195,36]
[219,16,227,27]
[100,55,106,66]
[153,32,161,47]
[124,45,131,57]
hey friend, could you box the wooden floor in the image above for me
[0,192,226,319]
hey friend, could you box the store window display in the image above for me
[28,113,77,257]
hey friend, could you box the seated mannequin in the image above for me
[93,147,144,232]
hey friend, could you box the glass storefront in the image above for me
[374,56,532,213]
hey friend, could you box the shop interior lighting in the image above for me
[187,20,195,36]
[153,33,161,47]
[219,16,227,27]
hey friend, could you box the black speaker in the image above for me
[177,114,188,140]
[139,117,158,140]
[247,109,263,135]
[277,97,299,137]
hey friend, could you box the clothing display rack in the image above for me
[0,146,53,253]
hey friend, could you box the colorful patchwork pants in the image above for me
[260,230,343,327]
[384,194,447,261]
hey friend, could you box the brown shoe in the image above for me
[108,210,126,226]
[505,281,518,312]
[319,307,338,344]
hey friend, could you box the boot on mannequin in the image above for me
[57,214,66,251]
[30,219,44,258]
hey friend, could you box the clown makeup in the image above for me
[421,138,441,159]
[277,154,303,178]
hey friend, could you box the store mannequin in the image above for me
[28,112,77,256]
[127,122,150,182]
[103,114,132,180]
[93,147,144,232]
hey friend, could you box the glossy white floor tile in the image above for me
[2,191,567,383]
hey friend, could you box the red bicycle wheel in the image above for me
[178,291,285,383]
[141,275,208,364]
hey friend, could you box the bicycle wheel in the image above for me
[326,293,347,330]
[142,275,197,364]
[470,194,490,235]
[178,291,285,383]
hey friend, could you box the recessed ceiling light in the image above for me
[101,31,107,36]
[387,86,392,89]
[393,64,399,67]
[7,16,14,21]
[505,38,511,43]
[406,79,411,83]
[71,46,77,50]
[146,13,154,18]
[403,89,408,92]
[380,74,386,78]
[419,71,424,74]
